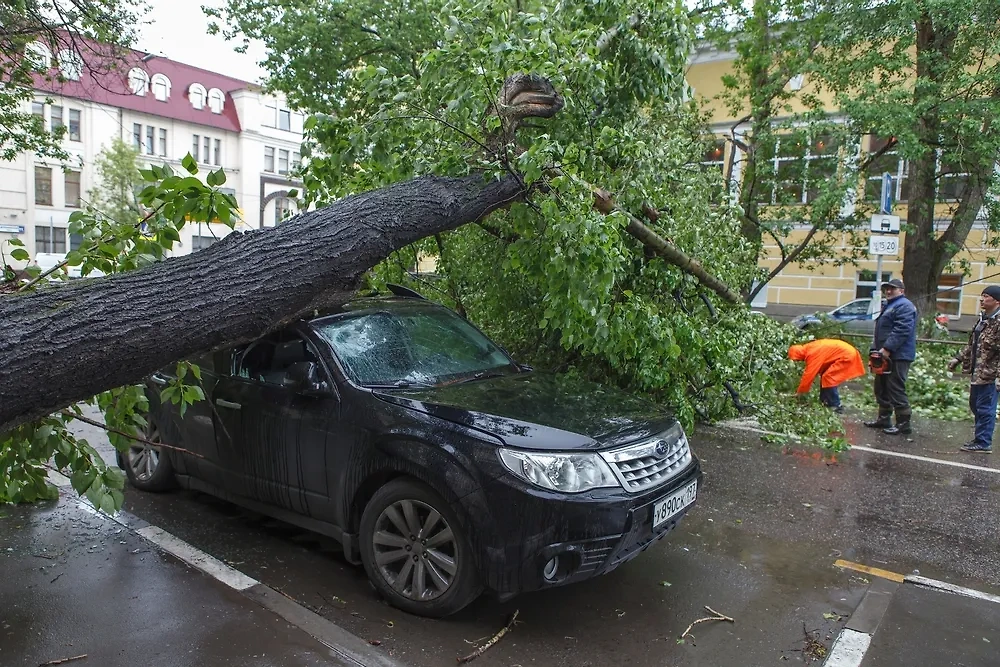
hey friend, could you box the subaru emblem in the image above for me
[654,439,669,457]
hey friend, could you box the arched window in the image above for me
[207,88,225,114]
[127,68,149,96]
[151,73,171,101]
[25,42,51,70]
[57,50,83,81]
[188,83,207,110]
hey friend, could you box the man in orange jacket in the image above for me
[788,339,866,413]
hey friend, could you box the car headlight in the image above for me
[498,449,620,493]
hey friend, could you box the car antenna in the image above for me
[386,283,427,300]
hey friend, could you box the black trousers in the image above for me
[874,360,911,418]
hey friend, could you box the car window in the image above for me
[835,300,870,317]
[313,306,514,386]
[235,334,321,386]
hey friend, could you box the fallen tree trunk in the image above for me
[0,174,524,433]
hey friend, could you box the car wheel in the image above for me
[123,418,175,492]
[359,478,482,618]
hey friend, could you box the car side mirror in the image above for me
[284,361,332,397]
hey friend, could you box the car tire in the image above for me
[359,478,482,618]
[123,417,176,492]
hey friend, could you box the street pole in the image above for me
[872,173,893,316]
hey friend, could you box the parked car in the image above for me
[791,298,879,332]
[121,287,701,617]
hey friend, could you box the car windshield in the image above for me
[313,305,516,387]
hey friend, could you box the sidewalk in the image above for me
[0,490,398,667]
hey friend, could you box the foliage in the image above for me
[85,137,144,228]
[0,0,145,161]
[0,156,237,509]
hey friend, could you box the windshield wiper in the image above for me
[440,370,508,386]
[367,380,434,389]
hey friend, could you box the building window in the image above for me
[263,104,276,128]
[264,146,274,172]
[68,109,80,141]
[278,109,291,131]
[278,149,289,174]
[208,88,225,114]
[145,126,155,155]
[32,101,45,118]
[213,138,221,166]
[192,134,200,162]
[26,42,51,70]
[789,74,805,91]
[855,270,892,299]
[701,138,726,173]
[865,135,909,204]
[50,105,63,132]
[937,154,968,202]
[151,74,171,101]
[189,83,207,110]
[133,123,142,151]
[770,132,842,204]
[292,151,301,170]
[70,232,85,251]
[35,225,66,253]
[158,128,167,156]
[936,274,963,316]
[191,234,218,251]
[34,166,52,206]
[203,136,210,163]
[57,50,83,81]
[128,68,149,95]
[274,197,293,225]
[64,170,81,208]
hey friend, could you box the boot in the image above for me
[883,410,912,435]
[863,413,892,429]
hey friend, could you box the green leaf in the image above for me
[181,153,198,175]
[103,467,126,491]
[6,238,24,247]
[286,188,299,198]
[10,248,29,261]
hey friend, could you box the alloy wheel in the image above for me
[127,422,161,482]
[372,499,458,601]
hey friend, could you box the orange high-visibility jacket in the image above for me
[788,339,866,394]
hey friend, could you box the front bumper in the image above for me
[474,458,702,597]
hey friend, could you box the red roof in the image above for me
[31,41,248,133]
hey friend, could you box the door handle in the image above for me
[149,372,168,386]
[216,398,242,410]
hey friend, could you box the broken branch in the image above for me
[60,410,205,459]
[38,655,87,667]
[457,610,519,664]
[680,605,735,640]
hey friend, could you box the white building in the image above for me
[0,41,306,269]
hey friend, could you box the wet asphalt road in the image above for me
[68,410,1000,666]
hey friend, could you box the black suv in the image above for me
[123,288,701,617]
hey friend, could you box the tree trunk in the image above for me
[0,174,525,433]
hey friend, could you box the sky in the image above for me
[136,0,270,84]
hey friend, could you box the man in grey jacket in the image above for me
[948,285,1000,453]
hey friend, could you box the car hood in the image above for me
[373,372,676,451]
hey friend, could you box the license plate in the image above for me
[652,480,697,528]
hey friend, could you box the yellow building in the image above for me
[686,46,999,323]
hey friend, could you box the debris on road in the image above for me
[457,610,519,664]
[38,655,87,666]
[679,605,735,641]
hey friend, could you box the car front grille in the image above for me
[600,426,692,493]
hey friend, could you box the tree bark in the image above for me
[0,174,525,433]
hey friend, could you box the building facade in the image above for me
[686,46,999,320]
[1,42,306,271]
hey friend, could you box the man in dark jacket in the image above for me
[947,285,1000,453]
[863,279,918,434]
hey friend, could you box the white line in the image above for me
[136,525,259,591]
[905,575,1000,605]
[823,628,872,667]
[850,445,1000,474]
[721,421,1000,475]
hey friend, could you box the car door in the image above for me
[212,330,339,517]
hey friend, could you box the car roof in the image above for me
[306,294,443,324]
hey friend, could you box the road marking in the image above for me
[823,628,872,667]
[835,559,905,583]
[720,420,1000,474]
[136,525,259,591]
[906,575,1000,605]
[850,445,999,474]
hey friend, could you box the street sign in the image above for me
[870,214,901,234]
[880,172,893,214]
[0,224,25,234]
[869,235,899,256]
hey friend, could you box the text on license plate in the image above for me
[652,480,698,528]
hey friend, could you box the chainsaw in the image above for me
[868,351,893,375]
